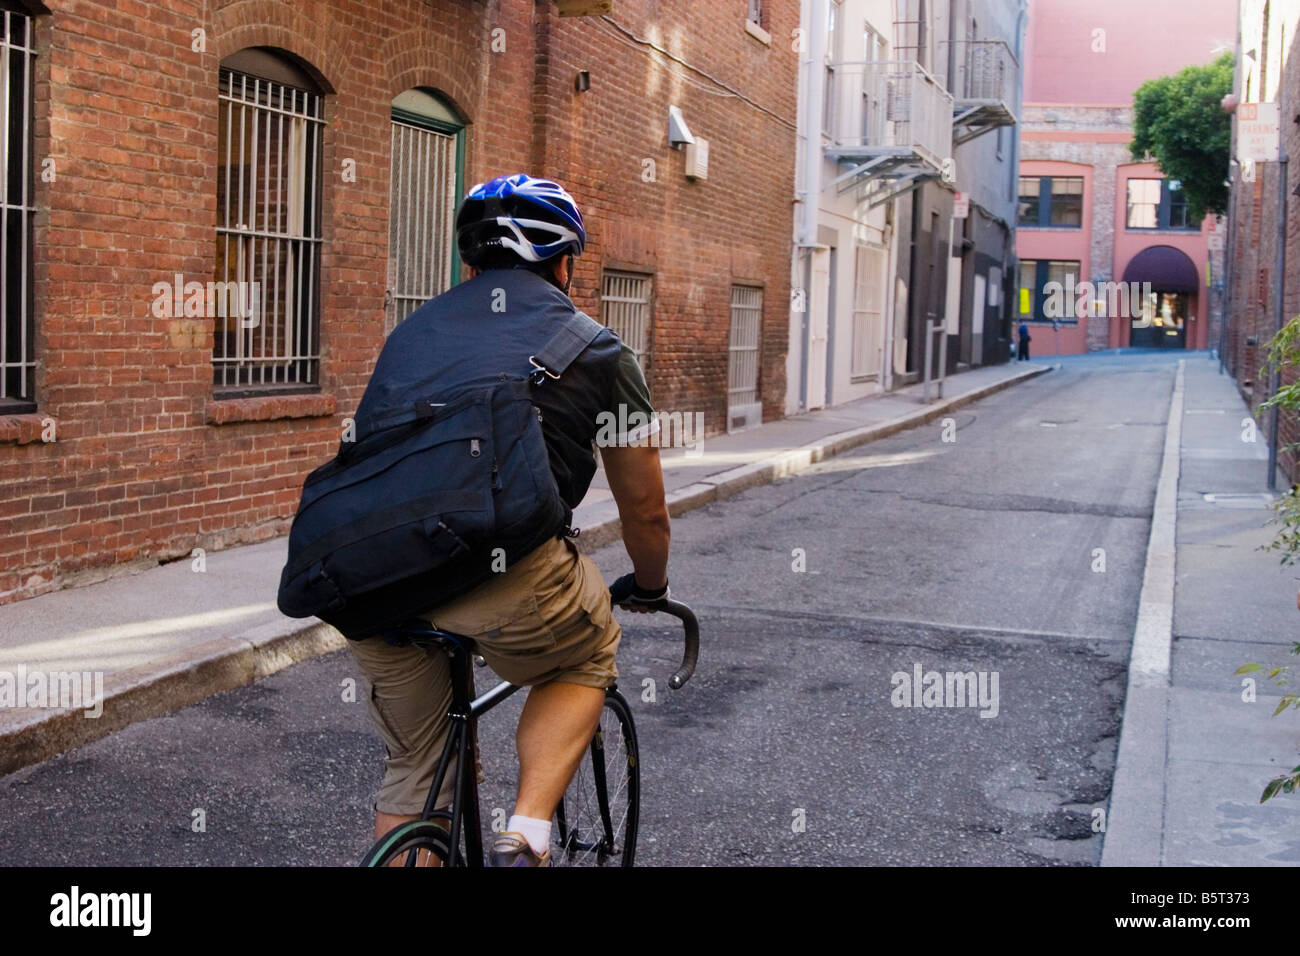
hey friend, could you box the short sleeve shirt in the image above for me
[604,344,658,445]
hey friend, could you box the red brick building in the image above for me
[1222,0,1300,482]
[0,0,797,604]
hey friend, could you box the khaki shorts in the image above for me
[347,536,620,816]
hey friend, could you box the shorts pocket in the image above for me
[574,555,615,631]
[369,683,415,757]
[475,593,558,658]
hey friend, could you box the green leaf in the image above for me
[1262,777,1285,802]
[1235,663,1263,674]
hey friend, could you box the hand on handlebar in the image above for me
[609,572,670,614]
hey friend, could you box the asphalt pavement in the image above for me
[0,352,1189,865]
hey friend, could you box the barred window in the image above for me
[215,51,324,393]
[1,3,36,409]
[728,284,762,431]
[386,89,463,333]
[601,270,653,369]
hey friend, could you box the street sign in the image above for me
[953,192,970,219]
[1238,102,1281,163]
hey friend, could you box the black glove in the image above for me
[609,572,669,610]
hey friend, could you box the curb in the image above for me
[1100,359,1185,866]
[1,363,1051,776]
[0,621,346,777]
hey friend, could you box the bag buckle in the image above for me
[528,356,561,385]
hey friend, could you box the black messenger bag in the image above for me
[276,311,603,640]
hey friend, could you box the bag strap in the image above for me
[356,310,605,436]
[528,310,604,384]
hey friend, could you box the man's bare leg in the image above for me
[514,681,606,820]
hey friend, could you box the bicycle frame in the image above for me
[378,598,698,867]
[397,623,520,867]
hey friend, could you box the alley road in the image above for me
[0,352,1180,865]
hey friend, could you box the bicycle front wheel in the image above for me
[552,689,639,866]
[360,819,460,868]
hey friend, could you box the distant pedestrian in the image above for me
[1018,323,1031,361]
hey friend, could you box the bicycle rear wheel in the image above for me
[551,689,639,867]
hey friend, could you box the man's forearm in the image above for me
[619,507,670,590]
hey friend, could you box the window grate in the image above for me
[601,270,652,368]
[1,7,36,407]
[386,119,457,333]
[728,284,762,419]
[214,67,324,391]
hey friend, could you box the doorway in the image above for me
[1130,290,1189,349]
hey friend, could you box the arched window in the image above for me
[215,48,326,393]
[386,88,464,332]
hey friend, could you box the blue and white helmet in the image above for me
[456,174,586,266]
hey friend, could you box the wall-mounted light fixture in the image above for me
[668,105,695,150]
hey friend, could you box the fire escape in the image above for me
[823,13,953,208]
[823,14,1019,207]
[946,38,1019,146]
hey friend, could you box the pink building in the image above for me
[1015,0,1236,355]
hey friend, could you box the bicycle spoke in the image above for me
[552,697,636,866]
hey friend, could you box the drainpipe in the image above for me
[1008,0,1028,354]
[1220,19,1243,376]
[797,0,829,413]
[1267,97,1289,492]
[1220,167,1236,376]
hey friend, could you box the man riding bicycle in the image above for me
[347,174,672,866]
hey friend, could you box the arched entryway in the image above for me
[1121,245,1200,349]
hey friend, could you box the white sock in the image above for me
[507,814,552,856]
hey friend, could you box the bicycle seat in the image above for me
[382,620,477,655]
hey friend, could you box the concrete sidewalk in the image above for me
[1104,354,1300,865]
[0,360,1048,775]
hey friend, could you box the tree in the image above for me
[1130,52,1234,222]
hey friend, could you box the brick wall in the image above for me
[1224,20,1300,482]
[0,0,797,604]
[539,3,798,430]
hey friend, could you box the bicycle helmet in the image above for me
[456,174,586,267]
